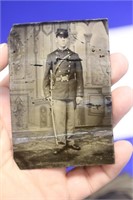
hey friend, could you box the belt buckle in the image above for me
[61,75,68,82]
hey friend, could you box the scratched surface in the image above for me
[9,19,114,169]
[13,127,114,169]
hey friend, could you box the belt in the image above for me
[56,75,75,82]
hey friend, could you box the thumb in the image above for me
[0,116,13,167]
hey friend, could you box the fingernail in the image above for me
[0,43,7,49]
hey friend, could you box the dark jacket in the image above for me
[43,48,84,100]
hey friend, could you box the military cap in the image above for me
[56,28,68,38]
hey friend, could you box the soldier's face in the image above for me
[56,36,69,49]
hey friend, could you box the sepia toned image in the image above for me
[8,19,114,169]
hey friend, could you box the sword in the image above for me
[50,70,59,145]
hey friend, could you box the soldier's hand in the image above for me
[0,43,133,200]
[76,96,83,104]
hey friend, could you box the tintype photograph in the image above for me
[8,19,114,169]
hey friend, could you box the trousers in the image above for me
[53,100,75,144]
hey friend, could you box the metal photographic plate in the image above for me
[8,19,114,169]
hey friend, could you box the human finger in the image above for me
[111,53,128,85]
[0,115,13,167]
[67,141,133,200]
[0,74,9,88]
[0,87,11,137]
[0,43,8,71]
[112,86,133,126]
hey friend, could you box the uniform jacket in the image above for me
[43,48,84,100]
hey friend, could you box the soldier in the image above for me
[43,28,84,154]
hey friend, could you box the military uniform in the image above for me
[43,29,84,147]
